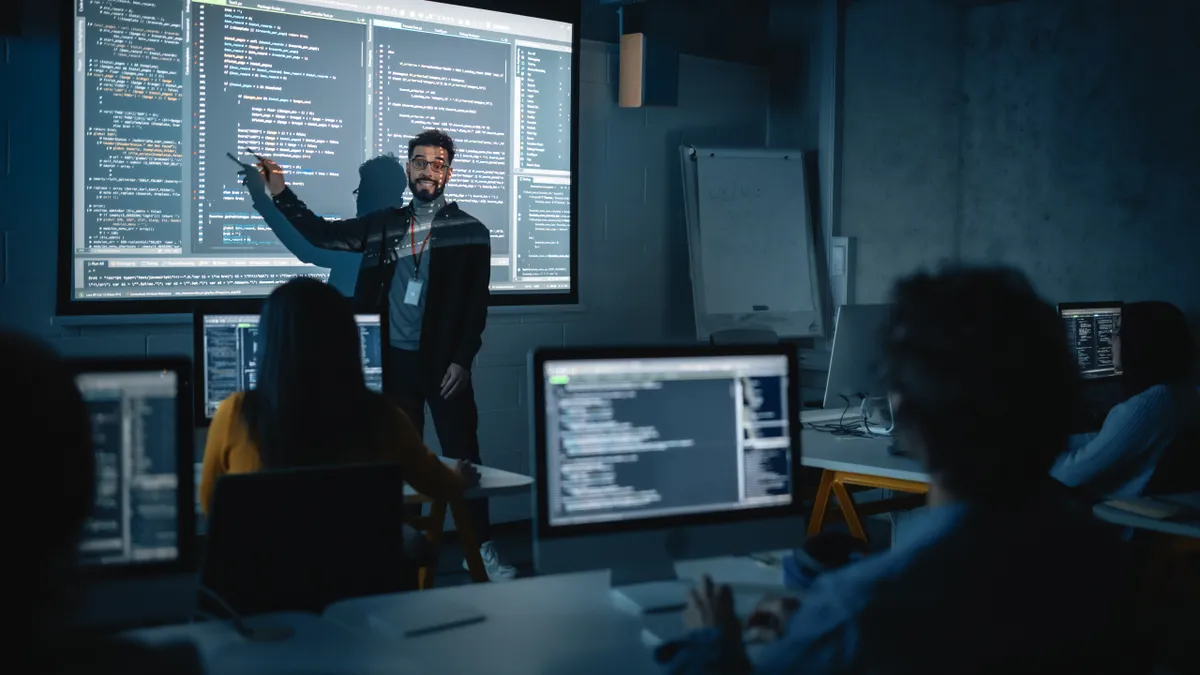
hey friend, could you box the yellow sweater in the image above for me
[199,392,464,516]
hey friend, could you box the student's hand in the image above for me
[455,459,481,488]
[683,576,740,633]
[441,363,470,399]
[254,156,287,196]
[744,595,800,643]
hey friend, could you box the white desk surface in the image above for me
[125,611,433,674]
[321,555,786,675]
[125,556,787,675]
[801,428,931,483]
[1093,492,1200,538]
[403,458,533,502]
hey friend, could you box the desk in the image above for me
[403,459,533,587]
[402,459,534,504]
[124,557,784,675]
[801,429,930,540]
[1092,493,1200,538]
[124,612,431,674]
[322,555,786,675]
[1094,493,1200,609]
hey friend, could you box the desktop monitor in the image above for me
[530,345,803,614]
[824,303,892,409]
[195,313,383,423]
[71,358,196,573]
[1059,302,1123,381]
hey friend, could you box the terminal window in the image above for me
[1062,306,1123,379]
[542,356,793,527]
[76,370,181,566]
[69,0,574,301]
[201,313,383,419]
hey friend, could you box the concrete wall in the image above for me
[0,20,770,527]
[839,0,1200,316]
[960,0,1200,316]
[839,0,963,303]
[767,0,823,150]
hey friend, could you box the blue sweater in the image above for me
[1052,383,1200,498]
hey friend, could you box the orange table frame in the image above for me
[807,469,929,541]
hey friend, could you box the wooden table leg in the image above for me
[807,470,927,542]
[447,496,489,583]
[830,478,867,540]
[809,469,869,540]
[417,500,447,590]
[807,470,836,536]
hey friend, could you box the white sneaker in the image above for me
[462,541,517,581]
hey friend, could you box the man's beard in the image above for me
[409,177,443,201]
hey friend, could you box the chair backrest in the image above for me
[200,462,414,616]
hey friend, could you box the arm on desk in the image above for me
[1050,386,1173,495]
[380,403,466,501]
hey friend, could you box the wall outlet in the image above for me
[829,236,855,309]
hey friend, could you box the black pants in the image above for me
[385,346,490,544]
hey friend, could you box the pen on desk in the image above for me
[404,615,486,638]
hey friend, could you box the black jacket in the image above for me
[269,188,491,372]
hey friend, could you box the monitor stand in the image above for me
[608,557,690,616]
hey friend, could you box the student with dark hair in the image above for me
[6,331,201,674]
[657,266,1142,675]
[239,130,513,580]
[199,277,478,559]
[1052,301,1200,497]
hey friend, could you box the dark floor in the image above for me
[430,520,536,587]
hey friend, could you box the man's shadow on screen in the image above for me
[262,162,409,297]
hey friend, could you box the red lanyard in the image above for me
[410,210,433,278]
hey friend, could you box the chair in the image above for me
[199,463,417,617]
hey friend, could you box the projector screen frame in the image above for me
[56,0,581,317]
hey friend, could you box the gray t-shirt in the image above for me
[388,195,443,350]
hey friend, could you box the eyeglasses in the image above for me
[409,157,449,172]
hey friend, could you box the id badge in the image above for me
[403,279,424,305]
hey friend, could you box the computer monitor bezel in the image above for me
[530,343,804,542]
[823,302,893,410]
[68,357,198,577]
[193,311,384,425]
[1058,301,1124,382]
[193,312,261,428]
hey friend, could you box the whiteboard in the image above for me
[680,146,825,340]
